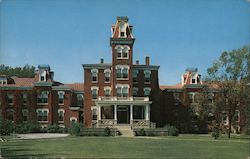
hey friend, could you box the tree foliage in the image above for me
[206,45,249,138]
[0,64,35,78]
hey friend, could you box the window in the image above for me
[22,93,27,105]
[117,47,122,58]
[115,45,130,59]
[188,93,195,103]
[133,70,138,82]
[104,69,111,82]
[7,93,13,105]
[144,70,151,83]
[91,87,99,99]
[58,109,64,122]
[133,87,138,96]
[116,65,129,79]
[91,69,98,82]
[144,87,151,96]
[77,94,83,106]
[58,91,65,105]
[40,71,46,82]
[37,91,49,104]
[92,107,97,120]
[208,93,214,103]
[119,23,126,37]
[192,78,196,84]
[7,109,14,122]
[222,112,229,125]
[104,87,111,97]
[22,109,28,122]
[70,117,77,123]
[173,93,180,101]
[234,110,240,122]
[116,84,129,97]
[37,109,48,122]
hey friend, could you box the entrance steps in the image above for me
[115,125,134,137]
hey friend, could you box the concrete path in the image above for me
[17,133,69,139]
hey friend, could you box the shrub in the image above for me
[165,125,179,136]
[0,118,13,135]
[135,128,146,136]
[14,122,41,133]
[212,124,220,139]
[47,124,63,133]
[104,127,111,136]
[70,122,82,136]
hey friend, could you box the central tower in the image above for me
[110,16,135,97]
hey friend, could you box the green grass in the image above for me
[0,135,249,158]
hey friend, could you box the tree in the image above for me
[207,46,249,138]
[0,64,35,78]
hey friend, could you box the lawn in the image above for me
[0,135,249,158]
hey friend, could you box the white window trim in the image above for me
[116,65,130,80]
[36,108,49,123]
[70,117,77,122]
[115,45,130,59]
[143,87,151,96]
[119,22,127,38]
[58,109,65,123]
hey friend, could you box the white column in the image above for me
[114,105,117,124]
[145,104,149,121]
[130,105,133,124]
[97,106,101,121]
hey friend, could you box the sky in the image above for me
[0,0,249,85]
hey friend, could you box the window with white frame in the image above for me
[104,69,111,82]
[115,45,130,59]
[222,112,229,125]
[7,93,13,105]
[144,70,151,83]
[40,70,46,82]
[70,117,77,123]
[22,109,28,122]
[119,23,126,37]
[37,109,48,122]
[133,70,138,82]
[91,87,99,99]
[22,93,27,105]
[133,87,138,96]
[58,109,64,122]
[104,87,111,97]
[58,91,65,105]
[144,87,151,96]
[207,93,214,103]
[116,84,129,97]
[37,91,49,104]
[91,69,98,82]
[188,92,195,103]
[116,65,129,79]
[77,94,83,106]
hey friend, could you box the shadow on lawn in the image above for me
[0,146,62,158]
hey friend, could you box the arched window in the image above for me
[58,91,65,105]
[143,87,151,96]
[144,70,151,83]
[104,69,111,82]
[116,65,129,80]
[77,94,83,106]
[91,87,99,99]
[58,109,64,123]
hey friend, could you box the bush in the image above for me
[47,124,64,133]
[135,128,146,136]
[104,127,111,136]
[165,125,179,136]
[212,124,220,139]
[70,122,82,136]
[14,122,41,133]
[0,118,13,135]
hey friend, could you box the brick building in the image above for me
[0,65,84,128]
[83,16,159,128]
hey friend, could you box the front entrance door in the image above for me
[117,106,129,124]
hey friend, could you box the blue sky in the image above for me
[0,0,249,85]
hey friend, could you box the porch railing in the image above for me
[97,96,149,101]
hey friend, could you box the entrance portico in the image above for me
[95,97,151,128]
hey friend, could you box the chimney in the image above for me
[136,60,139,65]
[145,56,150,65]
[100,58,104,64]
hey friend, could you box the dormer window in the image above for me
[192,78,196,84]
[40,70,46,82]
[119,23,126,37]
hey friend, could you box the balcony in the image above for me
[97,96,149,102]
